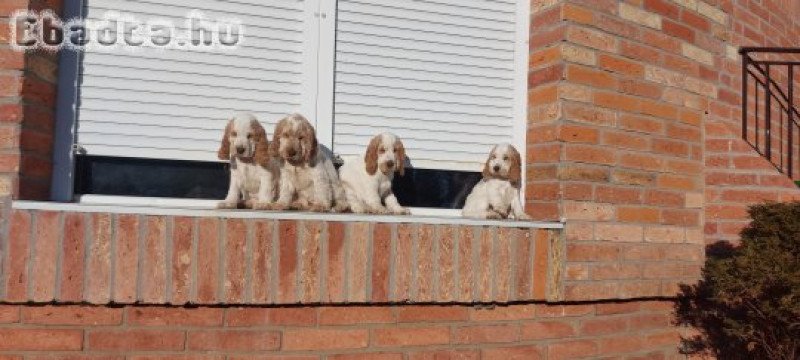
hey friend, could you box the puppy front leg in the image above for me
[253,170,276,210]
[308,180,334,212]
[384,193,409,215]
[218,175,241,209]
[271,170,294,210]
[510,195,532,220]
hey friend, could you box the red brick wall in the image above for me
[0,0,62,200]
[704,0,800,244]
[0,300,686,359]
[1,208,562,305]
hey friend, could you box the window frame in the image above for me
[50,0,531,215]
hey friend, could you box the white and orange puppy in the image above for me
[462,143,531,220]
[339,132,409,215]
[217,113,279,209]
[270,113,348,212]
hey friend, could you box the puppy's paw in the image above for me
[252,201,273,210]
[393,207,411,215]
[217,201,238,209]
[268,202,291,211]
[486,212,503,220]
[307,203,329,213]
[515,213,533,221]
[369,207,389,215]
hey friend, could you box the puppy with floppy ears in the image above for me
[462,143,531,220]
[217,113,279,209]
[339,132,410,215]
[269,113,349,212]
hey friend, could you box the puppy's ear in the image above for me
[482,146,495,179]
[508,145,522,188]
[270,118,284,158]
[300,119,318,164]
[394,138,406,176]
[364,135,380,175]
[252,120,270,167]
[218,119,232,160]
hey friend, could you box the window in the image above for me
[53,0,530,213]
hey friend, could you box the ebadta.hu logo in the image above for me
[8,10,245,51]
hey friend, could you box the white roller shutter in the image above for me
[74,0,316,162]
[332,0,528,171]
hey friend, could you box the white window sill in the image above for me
[13,200,564,229]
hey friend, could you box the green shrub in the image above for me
[676,202,800,360]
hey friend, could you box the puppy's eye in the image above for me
[378,147,386,154]
[503,156,508,160]
[247,133,253,139]
[490,155,496,159]
[231,131,237,137]
[298,136,304,141]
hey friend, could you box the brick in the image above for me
[535,304,594,317]
[611,169,655,186]
[561,44,596,66]
[141,216,167,303]
[567,26,617,52]
[567,243,619,261]
[188,330,280,351]
[682,43,714,66]
[300,221,323,303]
[170,217,193,304]
[392,224,413,302]
[435,225,456,301]
[644,226,686,243]
[563,101,616,126]
[696,1,727,24]
[31,211,60,302]
[681,9,710,31]
[644,189,684,207]
[278,220,298,303]
[225,307,316,327]
[0,329,83,350]
[619,3,662,29]
[224,219,247,303]
[476,227,493,302]
[469,304,537,321]
[86,213,112,303]
[372,327,450,347]
[567,64,617,89]
[127,307,223,326]
[663,19,694,42]
[514,229,533,299]
[347,222,370,302]
[620,79,663,99]
[86,329,184,351]
[528,63,564,87]
[328,354,402,360]
[521,320,576,340]
[547,340,598,359]
[457,227,475,302]
[599,334,645,354]
[595,223,644,242]
[196,217,220,303]
[559,124,598,143]
[113,214,139,303]
[494,227,513,302]
[409,350,478,360]
[0,306,19,323]
[22,306,121,325]
[454,324,519,344]
[482,345,545,360]
[529,47,562,69]
[532,230,550,299]
[563,201,614,221]
[416,224,435,301]
[398,305,468,322]
[619,153,664,171]
[283,329,369,350]
[130,357,223,360]
[618,206,660,223]
[596,185,642,204]
[251,220,274,303]
[4,210,31,301]
[319,306,394,325]
[564,144,615,165]
[227,356,317,360]
[592,263,642,280]
[562,4,593,24]
[594,91,640,113]
[60,213,85,302]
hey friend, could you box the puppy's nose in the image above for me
[236,146,246,155]
[493,165,500,172]
[386,160,395,168]
[287,148,297,157]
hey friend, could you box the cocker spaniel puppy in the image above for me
[339,132,409,215]
[462,143,531,220]
[217,113,279,209]
[270,113,348,212]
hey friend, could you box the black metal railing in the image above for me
[740,47,800,180]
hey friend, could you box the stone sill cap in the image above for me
[12,201,564,229]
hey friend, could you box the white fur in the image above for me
[272,114,348,212]
[339,133,409,215]
[218,113,279,210]
[462,143,531,220]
